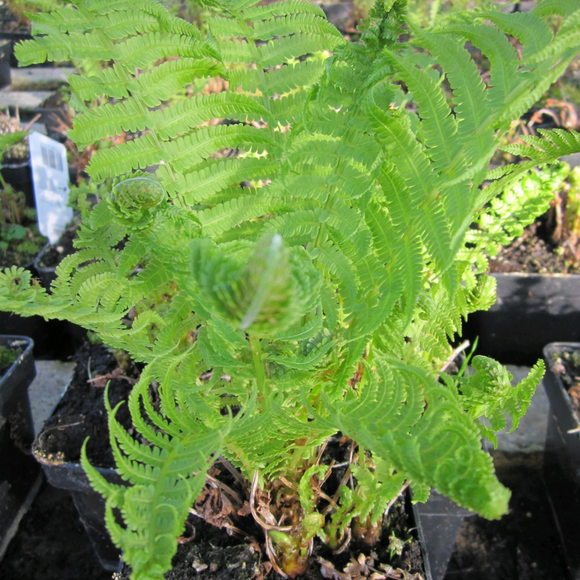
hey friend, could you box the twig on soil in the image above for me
[217,455,246,487]
[333,526,351,555]
[439,340,470,375]
[384,482,410,519]
[188,506,254,540]
[205,473,243,508]
[250,471,293,532]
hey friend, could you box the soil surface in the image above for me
[443,451,568,580]
[3,350,570,580]
[490,217,580,274]
[0,3,31,34]
[545,346,580,421]
[37,222,78,269]
[33,341,138,467]
[32,345,426,579]
[0,340,22,377]
[115,493,424,580]
[0,479,111,580]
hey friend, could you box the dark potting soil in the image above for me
[115,492,424,580]
[490,218,580,275]
[0,479,111,580]
[35,357,426,580]
[545,346,580,422]
[444,451,568,580]
[0,341,22,377]
[0,4,30,34]
[37,223,78,269]
[33,341,138,468]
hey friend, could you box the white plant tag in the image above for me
[28,132,71,244]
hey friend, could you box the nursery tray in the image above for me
[463,273,580,365]
[543,343,580,579]
[0,335,42,562]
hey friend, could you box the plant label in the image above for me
[28,132,71,244]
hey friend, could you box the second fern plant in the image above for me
[2,0,580,577]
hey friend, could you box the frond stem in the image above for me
[249,335,266,394]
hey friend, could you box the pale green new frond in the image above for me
[458,358,543,447]
[70,98,148,148]
[166,158,278,204]
[327,358,511,519]
[127,58,223,108]
[483,8,552,58]
[15,32,112,65]
[149,93,272,140]
[116,33,218,68]
[241,0,326,21]
[250,13,343,42]
[162,125,280,173]
[69,66,133,101]
[415,29,495,171]
[534,0,580,17]
[87,134,162,180]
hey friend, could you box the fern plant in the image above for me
[2,0,580,578]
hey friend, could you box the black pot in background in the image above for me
[543,343,580,580]
[0,335,42,562]
[1,159,34,207]
[32,451,124,572]
[31,107,68,144]
[413,491,474,580]
[0,30,32,68]
[0,39,11,89]
[33,242,57,290]
[0,311,53,358]
[462,273,580,365]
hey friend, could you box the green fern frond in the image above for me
[3,1,577,577]
[87,135,161,180]
[482,9,553,58]
[149,93,272,140]
[116,33,218,68]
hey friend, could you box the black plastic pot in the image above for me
[0,293,81,360]
[462,273,580,365]
[0,30,33,68]
[1,159,34,207]
[0,255,54,358]
[543,342,580,580]
[33,242,57,290]
[31,107,68,143]
[0,335,42,562]
[0,311,53,357]
[0,39,11,89]
[32,451,124,572]
[412,490,475,580]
